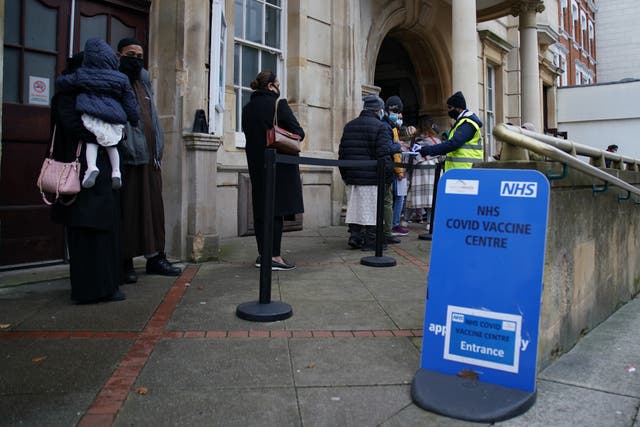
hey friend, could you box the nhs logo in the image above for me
[500,181,538,198]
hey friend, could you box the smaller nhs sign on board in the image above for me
[500,181,538,198]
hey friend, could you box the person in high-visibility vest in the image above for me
[419,91,483,171]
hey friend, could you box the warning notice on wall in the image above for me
[29,76,50,105]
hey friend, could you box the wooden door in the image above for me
[0,0,148,268]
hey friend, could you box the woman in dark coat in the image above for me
[50,53,125,303]
[241,71,304,270]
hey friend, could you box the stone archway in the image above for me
[365,1,453,126]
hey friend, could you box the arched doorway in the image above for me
[374,37,419,126]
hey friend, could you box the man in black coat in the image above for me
[339,94,393,250]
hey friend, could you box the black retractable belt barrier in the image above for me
[419,161,444,241]
[361,158,396,267]
[236,152,438,321]
[236,149,293,322]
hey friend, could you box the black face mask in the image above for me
[448,109,459,120]
[119,57,144,80]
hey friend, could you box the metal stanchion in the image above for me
[236,149,293,322]
[361,158,396,267]
[419,161,443,241]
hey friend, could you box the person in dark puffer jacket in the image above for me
[56,37,139,190]
[339,94,393,250]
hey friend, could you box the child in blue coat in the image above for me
[56,37,139,189]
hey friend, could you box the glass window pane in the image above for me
[265,5,280,48]
[234,0,244,38]
[25,0,57,51]
[3,48,20,103]
[266,0,281,6]
[241,45,259,87]
[79,15,108,51]
[246,0,263,43]
[234,44,240,85]
[110,17,136,52]
[4,0,20,45]
[242,89,252,109]
[24,52,56,106]
[261,51,277,75]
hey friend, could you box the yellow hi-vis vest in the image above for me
[444,116,483,171]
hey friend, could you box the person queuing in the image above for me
[339,94,393,251]
[117,38,182,283]
[242,71,304,271]
[381,96,405,243]
[419,91,483,170]
[51,52,125,303]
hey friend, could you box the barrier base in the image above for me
[236,301,293,322]
[418,233,433,241]
[411,368,536,423]
[360,255,396,267]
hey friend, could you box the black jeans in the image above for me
[253,215,284,257]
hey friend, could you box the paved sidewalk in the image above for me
[1,225,639,427]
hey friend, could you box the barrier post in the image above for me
[236,149,293,322]
[361,158,396,267]
[419,161,443,241]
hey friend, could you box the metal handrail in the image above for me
[493,123,640,198]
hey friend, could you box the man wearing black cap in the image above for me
[117,38,181,282]
[339,94,393,250]
[419,91,483,171]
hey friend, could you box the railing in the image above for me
[493,123,640,198]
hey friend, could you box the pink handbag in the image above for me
[36,126,82,206]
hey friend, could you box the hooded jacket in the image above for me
[55,37,139,125]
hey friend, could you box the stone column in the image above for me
[451,0,478,112]
[518,1,545,131]
[184,133,222,262]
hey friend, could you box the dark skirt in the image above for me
[68,222,122,302]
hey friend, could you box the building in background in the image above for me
[554,0,597,86]
[1,0,561,268]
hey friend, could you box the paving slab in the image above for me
[290,337,419,387]
[0,392,94,427]
[0,339,131,394]
[539,329,640,397]
[115,388,300,427]
[134,338,293,390]
[297,385,411,427]
[380,403,482,427]
[283,299,398,330]
[496,379,639,427]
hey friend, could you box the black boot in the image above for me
[146,253,182,276]
[123,258,137,284]
[347,223,364,249]
[361,226,387,251]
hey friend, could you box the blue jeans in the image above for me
[392,177,405,227]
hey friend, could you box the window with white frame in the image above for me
[485,64,496,159]
[571,1,578,39]
[580,10,587,49]
[559,54,567,86]
[233,0,285,141]
[560,0,567,31]
[209,0,227,135]
[588,21,594,56]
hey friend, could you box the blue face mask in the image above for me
[379,110,385,120]
[389,112,399,123]
[396,119,403,127]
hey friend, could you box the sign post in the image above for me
[412,168,549,422]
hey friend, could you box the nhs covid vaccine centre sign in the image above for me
[412,168,549,423]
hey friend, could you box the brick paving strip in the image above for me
[0,245,430,427]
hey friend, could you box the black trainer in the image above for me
[271,260,296,271]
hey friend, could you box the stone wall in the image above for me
[482,162,640,370]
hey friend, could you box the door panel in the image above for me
[1,0,149,268]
